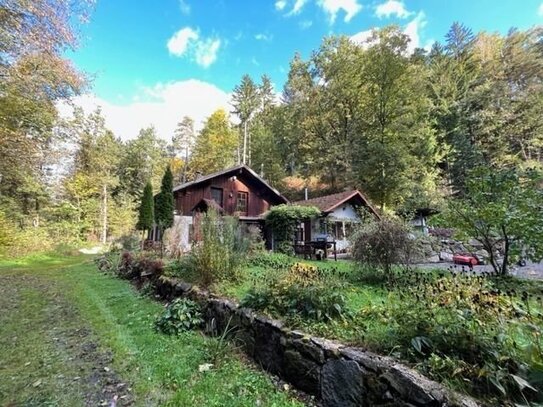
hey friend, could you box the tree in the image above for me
[155,166,174,243]
[171,116,195,183]
[190,109,237,175]
[117,126,169,200]
[231,74,260,165]
[448,167,543,275]
[137,181,154,241]
[68,108,122,243]
[0,0,89,229]
[354,27,440,210]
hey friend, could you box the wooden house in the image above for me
[169,165,288,250]
[292,190,380,253]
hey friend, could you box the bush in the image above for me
[155,298,204,335]
[190,210,246,286]
[115,251,164,281]
[379,271,543,402]
[351,218,420,278]
[95,251,122,274]
[241,262,349,321]
[111,233,141,251]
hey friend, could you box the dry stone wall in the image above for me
[155,276,480,407]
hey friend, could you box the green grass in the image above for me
[0,254,304,407]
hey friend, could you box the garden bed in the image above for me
[100,249,543,406]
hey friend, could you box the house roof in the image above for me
[293,190,380,218]
[173,164,288,204]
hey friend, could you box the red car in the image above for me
[453,253,480,267]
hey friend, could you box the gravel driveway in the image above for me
[415,260,543,280]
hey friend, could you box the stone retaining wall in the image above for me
[155,276,480,407]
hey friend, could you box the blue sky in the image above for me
[65,0,543,140]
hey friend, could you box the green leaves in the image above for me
[265,204,321,253]
[447,166,543,274]
[155,166,174,230]
[136,182,154,232]
[155,298,204,335]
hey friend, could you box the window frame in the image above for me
[210,187,223,207]
[236,191,248,214]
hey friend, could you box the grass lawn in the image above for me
[0,253,304,407]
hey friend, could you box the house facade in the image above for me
[168,165,288,251]
[293,190,380,252]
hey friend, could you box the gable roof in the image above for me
[293,190,380,219]
[173,164,288,204]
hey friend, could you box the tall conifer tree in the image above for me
[155,167,174,241]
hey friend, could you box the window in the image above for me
[236,191,248,214]
[210,187,223,207]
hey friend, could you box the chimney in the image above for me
[304,187,308,201]
[195,171,203,180]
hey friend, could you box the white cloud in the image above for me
[299,20,313,29]
[179,0,190,15]
[375,0,411,19]
[57,80,231,141]
[349,28,374,46]
[538,3,543,16]
[255,33,273,41]
[349,11,427,54]
[318,0,362,23]
[288,0,308,15]
[275,0,287,10]
[404,11,426,53]
[194,38,221,68]
[167,27,198,57]
[167,27,221,68]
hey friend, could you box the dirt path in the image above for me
[0,269,132,407]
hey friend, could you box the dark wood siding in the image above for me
[174,172,274,217]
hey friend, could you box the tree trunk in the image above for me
[500,226,509,276]
[101,183,107,244]
[242,120,248,165]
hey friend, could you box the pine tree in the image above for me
[155,166,174,241]
[137,181,154,238]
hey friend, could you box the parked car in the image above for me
[453,253,482,268]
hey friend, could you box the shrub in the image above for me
[115,251,164,281]
[241,262,348,321]
[351,218,420,278]
[190,210,246,286]
[381,272,543,402]
[112,233,141,251]
[155,298,204,335]
[95,251,121,274]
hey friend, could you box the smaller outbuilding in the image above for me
[293,190,380,253]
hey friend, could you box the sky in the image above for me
[64,0,543,141]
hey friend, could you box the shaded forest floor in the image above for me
[0,254,304,407]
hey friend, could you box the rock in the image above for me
[426,255,441,263]
[311,337,343,359]
[439,252,453,262]
[382,364,446,406]
[254,317,285,375]
[321,359,366,407]
[340,348,391,373]
[283,349,321,395]
[289,337,325,364]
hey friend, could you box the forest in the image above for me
[1,0,542,256]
